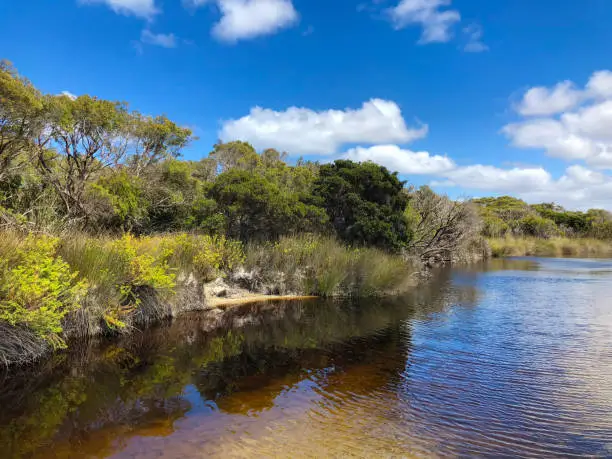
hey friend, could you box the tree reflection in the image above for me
[0,265,481,458]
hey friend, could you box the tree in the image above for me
[35,95,129,223]
[208,169,327,242]
[127,114,193,176]
[209,141,260,173]
[312,160,410,250]
[0,61,44,182]
[407,186,481,262]
[86,169,148,232]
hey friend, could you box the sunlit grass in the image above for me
[245,234,417,296]
[488,237,612,258]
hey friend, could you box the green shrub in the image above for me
[161,233,244,282]
[110,234,176,305]
[0,235,87,348]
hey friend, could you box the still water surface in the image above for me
[1,258,611,458]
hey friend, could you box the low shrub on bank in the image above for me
[0,231,416,365]
[0,235,87,349]
[244,234,416,296]
[488,237,612,258]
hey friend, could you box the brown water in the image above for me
[1,258,612,458]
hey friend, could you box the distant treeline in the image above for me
[474,196,612,240]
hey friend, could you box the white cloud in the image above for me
[140,29,178,48]
[60,91,77,100]
[220,99,428,155]
[462,23,487,53]
[518,165,612,210]
[562,100,612,141]
[186,0,298,42]
[586,70,612,99]
[516,81,582,116]
[343,144,455,174]
[79,0,158,19]
[388,0,460,44]
[431,162,612,210]
[442,164,552,192]
[505,69,612,169]
[503,119,596,161]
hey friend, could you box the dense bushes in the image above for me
[0,231,421,364]
[243,234,415,297]
[313,160,410,250]
[474,196,612,240]
[488,236,612,258]
[0,235,87,348]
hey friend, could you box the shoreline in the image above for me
[208,294,319,309]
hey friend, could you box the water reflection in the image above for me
[0,258,611,458]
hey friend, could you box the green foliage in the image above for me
[0,235,87,348]
[531,203,590,235]
[209,140,260,173]
[161,233,244,282]
[87,170,148,231]
[128,113,193,175]
[474,197,612,240]
[313,160,410,250]
[0,61,44,181]
[488,236,612,258]
[110,234,176,304]
[209,169,328,242]
[517,214,558,238]
[245,234,414,296]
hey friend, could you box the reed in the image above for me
[488,237,612,258]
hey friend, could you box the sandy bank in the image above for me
[208,295,318,309]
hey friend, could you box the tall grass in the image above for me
[244,234,417,296]
[0,231,417,365]
[488,236,612,258]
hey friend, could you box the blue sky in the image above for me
[3,0,612,209]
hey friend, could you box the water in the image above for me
[1,258,611,458]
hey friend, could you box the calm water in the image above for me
[1,258,612,458]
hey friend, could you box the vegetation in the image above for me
[1,62,611,365]
[474,196,612,240]
[488,236,612,258]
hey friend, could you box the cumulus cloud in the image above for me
[586,70,612,99]
[516,81,582,116]
[343,144,455,174]
[140,29,177,48]
[518,165,612,210]
[388,0,461,44]
[220,99,428,155]
[442,164,552,192]
[432,162,612,210]
[60,91,78,100]
[79,0,158,19]
[186,0,298,42]
[505,69,612,169]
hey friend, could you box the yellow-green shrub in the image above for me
[109,234,176,305]
[0,235,87,348]
[162,233,244,282]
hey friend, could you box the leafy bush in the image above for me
[0,235,87,348]
[110,234,176,305]
[313,160,410,250]
[518,215,558,238]
[161,233,244,282]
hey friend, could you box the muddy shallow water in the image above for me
[1,258,611,458]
